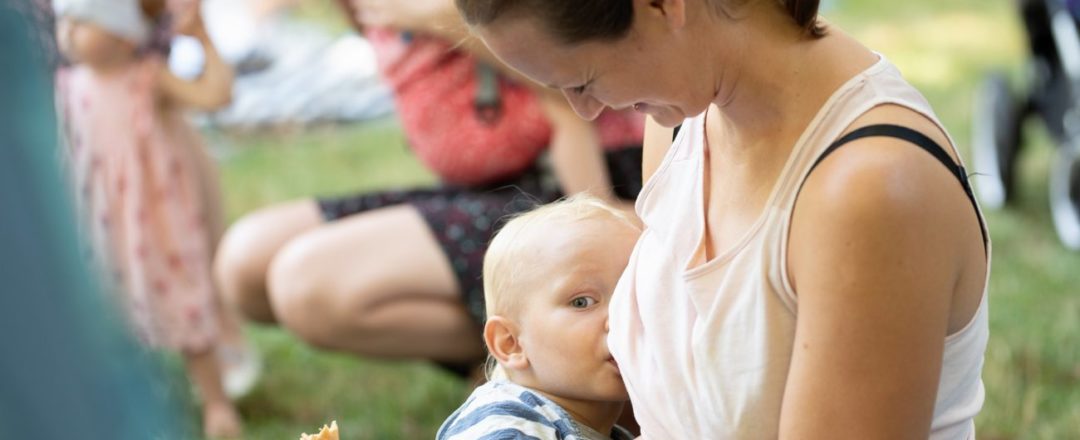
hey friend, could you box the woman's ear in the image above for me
[641,0,687,30]
[484,316,528,371]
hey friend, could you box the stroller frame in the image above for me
[973,0,1080,249]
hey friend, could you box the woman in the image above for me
[214,0,644,372]
[456,0,989,438]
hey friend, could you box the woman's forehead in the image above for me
[479,23,604,87]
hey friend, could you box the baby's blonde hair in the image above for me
[481,193,639,379]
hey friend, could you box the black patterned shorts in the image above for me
[317,146,643,324]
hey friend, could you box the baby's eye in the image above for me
[570,85,587,95]
[570,296,597,309]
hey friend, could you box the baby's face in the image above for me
[513,216,640,404]
[56,19,137,69]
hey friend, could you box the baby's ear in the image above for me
[484,316,528,371]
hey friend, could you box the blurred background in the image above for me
[5,0,1079,438]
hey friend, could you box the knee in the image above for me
[267,237,351,349]
[268,237,397,351]
[214,215,277,323]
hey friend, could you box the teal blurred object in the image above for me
[0,3,186,439]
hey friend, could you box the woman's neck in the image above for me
[700,10,871,152]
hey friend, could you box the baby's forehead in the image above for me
[513,221,635,277]
[521,215,633,249]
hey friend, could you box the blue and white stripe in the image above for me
[436,380,628,440]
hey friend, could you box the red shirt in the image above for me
[368,28,644,186]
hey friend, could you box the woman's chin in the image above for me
[649,109,687,128]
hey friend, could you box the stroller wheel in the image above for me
[1049,144,1080,250]
[971,73,1023,209]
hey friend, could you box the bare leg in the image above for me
[186,142,247,345]
[183,347,242,438]
[214,200,324,323]
[186,143,266,398]
[268,205,484,364]
[188,143,226,248]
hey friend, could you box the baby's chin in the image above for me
[533,380,629,404]
[573,383,631,403]
[608,388,631,402]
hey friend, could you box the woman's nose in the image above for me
[563,91,605,121]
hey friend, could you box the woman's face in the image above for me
[475,3,723,127]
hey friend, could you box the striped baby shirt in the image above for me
[437,380,633,440]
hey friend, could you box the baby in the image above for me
[437,195,640,440]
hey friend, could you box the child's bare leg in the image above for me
[188,142,226,249]
[212,294,262,399]
[189,144,250,344]
[183,347,243,438]
[186,142,260,396]
[213,296,245,343]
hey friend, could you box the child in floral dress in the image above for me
[54,0,242,436]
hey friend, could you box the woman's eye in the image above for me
[570,297,597,308]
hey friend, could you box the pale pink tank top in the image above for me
[607,55,989,439]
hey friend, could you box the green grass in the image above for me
[169,120,461,440]
[211,121,436,213]
[174,0,1079,438]
[235,330,466,439]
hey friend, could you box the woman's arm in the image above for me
[335,0,364,33]
[536,92,616,201]
[780,133,976,438]
[157,8,234,111]
[350,0,529,82]
[351,0,463,39]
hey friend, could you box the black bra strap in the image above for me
[805,124,988,252]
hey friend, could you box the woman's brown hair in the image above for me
[455,0,825,44]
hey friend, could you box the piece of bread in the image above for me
[299,420,339,440]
